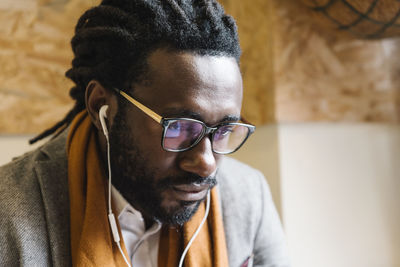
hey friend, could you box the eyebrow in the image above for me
[162,108,241,125]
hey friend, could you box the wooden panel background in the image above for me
[0,0,98,134]
[0,0,399,134]
[273,0,400,123]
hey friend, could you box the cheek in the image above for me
[128,115,161,150]
[129,118,180,173]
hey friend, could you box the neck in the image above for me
[143,215,156,230]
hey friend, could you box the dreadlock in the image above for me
[30,0,241,144]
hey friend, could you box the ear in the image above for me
[85,80,116,132]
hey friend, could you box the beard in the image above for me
[108,103,217,226]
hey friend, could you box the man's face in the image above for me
[109,49,243,226]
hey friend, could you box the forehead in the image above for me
[133,49,243,123]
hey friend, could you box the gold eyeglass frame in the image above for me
[112,88,255,154]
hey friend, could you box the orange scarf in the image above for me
[67,111,229,266]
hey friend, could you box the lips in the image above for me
[171,183,210,202]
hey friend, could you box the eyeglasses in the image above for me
[112,88,255,154]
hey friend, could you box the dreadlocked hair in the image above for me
[29,0,241,144]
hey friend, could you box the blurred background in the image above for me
[0,0,399,266]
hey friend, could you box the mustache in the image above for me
[158,172,218,189]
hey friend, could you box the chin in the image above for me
[155,200,202,226]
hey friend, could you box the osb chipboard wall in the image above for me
[0,0,99,134]
[273,0,400,123]
[221,0,275,125]
[300,0,400,39]
[0,0,399,134]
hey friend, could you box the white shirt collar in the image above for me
[111,185,131,217]
[111,186,162,266]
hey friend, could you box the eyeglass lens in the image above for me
[164,120,203,150]
[212,124,249,153]
[163,119,250,153]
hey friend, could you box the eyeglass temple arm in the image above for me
[113,88,163,124]
[240,116,253,125]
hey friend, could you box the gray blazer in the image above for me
[0,130,290,267]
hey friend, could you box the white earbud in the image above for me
[99,105,109,139]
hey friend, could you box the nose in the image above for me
[178,137,217,178]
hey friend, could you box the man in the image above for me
[0,0,290,266]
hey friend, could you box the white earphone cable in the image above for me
[106,135,131,267]
[106,131,112,214]
[101,106,132,267]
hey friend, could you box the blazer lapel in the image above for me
[34,131,72,267]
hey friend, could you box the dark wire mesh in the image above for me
[305,0,400,38]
